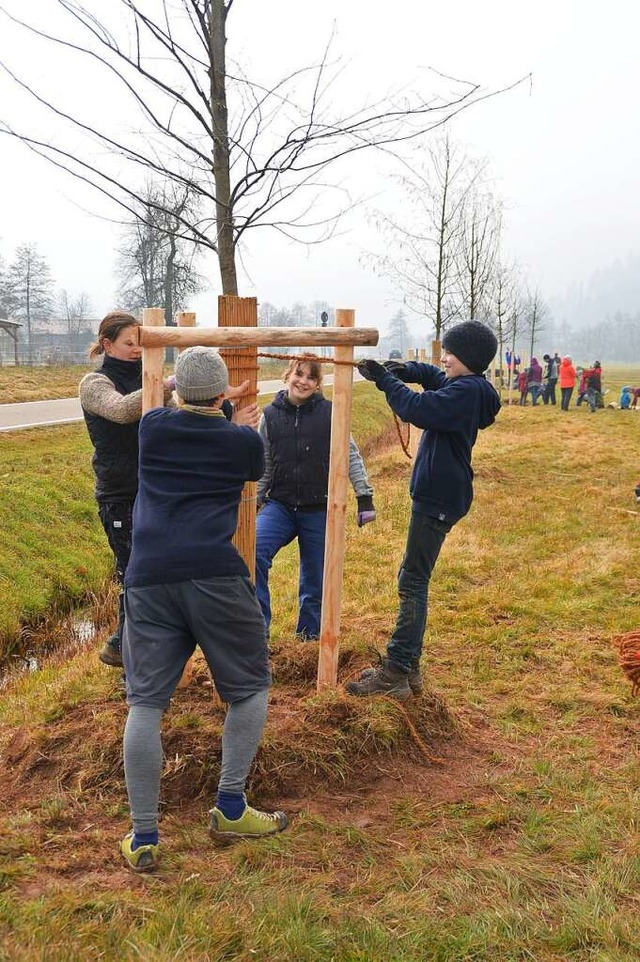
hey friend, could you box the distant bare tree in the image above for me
[524,289,548,360]
[459,191,501,322]
[116,181,203,326]
[0,1,524,296]
[8,242,54,362]
[387,308,411,356]
[367,136,479,341]
[0,251,10,318]
[59,288,92,345]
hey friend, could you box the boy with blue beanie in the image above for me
[349,320,500,700]
[120,346,287,872]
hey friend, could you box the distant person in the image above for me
[542,353,558,405]
[256,355,375,642]
[517,369,528,405]
[349,321,500,700]
[631,388,640,410]
[576,367,588,406]
[120,347,287,873]
[526,358,543,406]
[558,356,577,411]
[620,386,632,410]
[585,361,603,412]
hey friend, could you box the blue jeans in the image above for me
[386,510,451,672]
[256,500,326,638]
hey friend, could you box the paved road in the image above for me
[0,377,341,432]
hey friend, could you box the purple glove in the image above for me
[357,495,376,527]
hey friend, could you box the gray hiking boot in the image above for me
[99,634,123,668]
[346,657,412,701]
[359,662,424,695]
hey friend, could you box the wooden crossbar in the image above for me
[138,326,378,348]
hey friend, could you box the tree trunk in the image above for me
[209,0,238,295]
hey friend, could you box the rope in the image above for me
[392,414,412,460]
[224,350,413,460]
[256,350,359,368]
[613,631,640,696]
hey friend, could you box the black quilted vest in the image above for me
[82,356,142,502]
[263,390,332,509]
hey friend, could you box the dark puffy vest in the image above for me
[82,356,142,502]
[263,390,332,509]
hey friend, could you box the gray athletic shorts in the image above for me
[122,576,270,708]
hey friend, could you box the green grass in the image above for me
[0,381,389,656]
[2,371,640,960]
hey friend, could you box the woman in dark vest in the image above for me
[255,355,376,642]
[80,312,175,667]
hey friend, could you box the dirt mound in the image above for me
[1,647,460,820]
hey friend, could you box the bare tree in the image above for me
[387,308,411,356]
[59,288,92,346]
[116,181,203,326]
[524,289,548,360]
[8,242,54,362]
[366,136,476,341]
[459,190,501,322]
[0,1,525,296]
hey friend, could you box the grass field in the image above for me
[0,358,289,404]
[1,372,640,960]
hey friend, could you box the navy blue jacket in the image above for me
[374,363,501,524]
[125,408,265,587]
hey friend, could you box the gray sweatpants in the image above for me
[124,690,269,836]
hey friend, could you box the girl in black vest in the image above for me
[255,355,375,642]
[80,312,174,668]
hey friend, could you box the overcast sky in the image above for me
[0,0,638,333]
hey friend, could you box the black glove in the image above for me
[383,360,412,381]
[357,359,387,383]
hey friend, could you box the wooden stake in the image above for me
[141,308,165,413]
[175,310,197,691]
[218,296,259,581]
[317,309,355,690]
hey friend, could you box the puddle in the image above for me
[73,619,96,643]
[1,615,99,687]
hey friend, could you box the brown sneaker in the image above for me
[346,658,411,701]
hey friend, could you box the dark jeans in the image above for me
[386,510,451,672]
[543,380,557,405]
[528,385,542,405]
[560,387,573,410]
[256,500,326,638]
[98,500,134,646]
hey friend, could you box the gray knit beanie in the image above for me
[174,346,229,401]
[441,320,497,375]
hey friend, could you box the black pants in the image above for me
[560,387,573,410]
[98,500,134,645]
[543,380,557,405]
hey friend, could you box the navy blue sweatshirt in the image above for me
[374,363,501,524]
[125,408,265,587]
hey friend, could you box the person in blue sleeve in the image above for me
[119,347,287,873]
[348,320,500,700]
